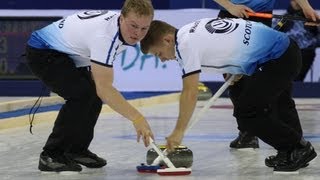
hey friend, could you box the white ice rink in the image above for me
[0,98,320,180]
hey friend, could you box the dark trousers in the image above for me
[233,40,303,150]
[26,46,102,154]
[294,48,316,81]
[218,10,273,136]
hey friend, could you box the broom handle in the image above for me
[247,12,320,23]
[149,137,176,168]
[186,75,235,131]
[151,75,235,165]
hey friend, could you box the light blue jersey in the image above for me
[175,18,290,76]
[219,0,276,12]
[28,10,132,67]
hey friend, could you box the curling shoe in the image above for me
[65,150,107,168]
[230,131,259,149]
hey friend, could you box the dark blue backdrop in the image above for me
[1,0,319,9]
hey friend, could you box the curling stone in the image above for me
[197,82,212,100]
[146,145,193,168]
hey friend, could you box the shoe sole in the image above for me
[230,146,259,149]
[230,145,259,149]
[273,170,299,174]
[266,162,309,168]
[40,171,80,175]
[234,148,259,153]
[74,160,107,168]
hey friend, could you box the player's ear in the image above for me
[163,33,174,45]
[119,14,124,22]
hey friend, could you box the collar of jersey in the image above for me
[174,29,182,61]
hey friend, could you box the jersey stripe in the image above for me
[105,31,119,65]
[182,70,201,78]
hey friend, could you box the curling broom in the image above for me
[137,75,235,175]
[247,12,320,24]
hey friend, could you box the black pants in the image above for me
[233,40,302,150]
[218,10,273,135]
[26,46,102,154]
[295,48,316,81]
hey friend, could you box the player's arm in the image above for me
[213,0,254,18]
[166,72,200,151]
[295,0,320,21]
[91,62,153,146]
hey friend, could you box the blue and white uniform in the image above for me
[175,18,290,77]
[219,0,276,12]
[28,10,134,67]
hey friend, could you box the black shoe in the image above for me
[65,150,107,168]
[265,151,290,168]
[230,131,259,149]
[38,151,82,172]
[265,151,309,168]
[273,141,317,172]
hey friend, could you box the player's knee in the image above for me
[234,102,272,119]
[234,104,272,135]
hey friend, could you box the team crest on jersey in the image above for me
[205,18,239,34]
[77,10,109,19]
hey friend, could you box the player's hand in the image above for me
[132,117,154,147]
[230,74,243,85]
[301,4,320,22]
[304,22,320,26]
[302,6,320,26]
[165,129,184,152]
[227,4,254,18]
[223,73,242,85]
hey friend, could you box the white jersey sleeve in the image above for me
[175,32,202,78]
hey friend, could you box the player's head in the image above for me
[140,20,177,62]
[120,0,154,45]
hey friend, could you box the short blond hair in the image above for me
[121,0,154,18]
[140,20,176,54]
